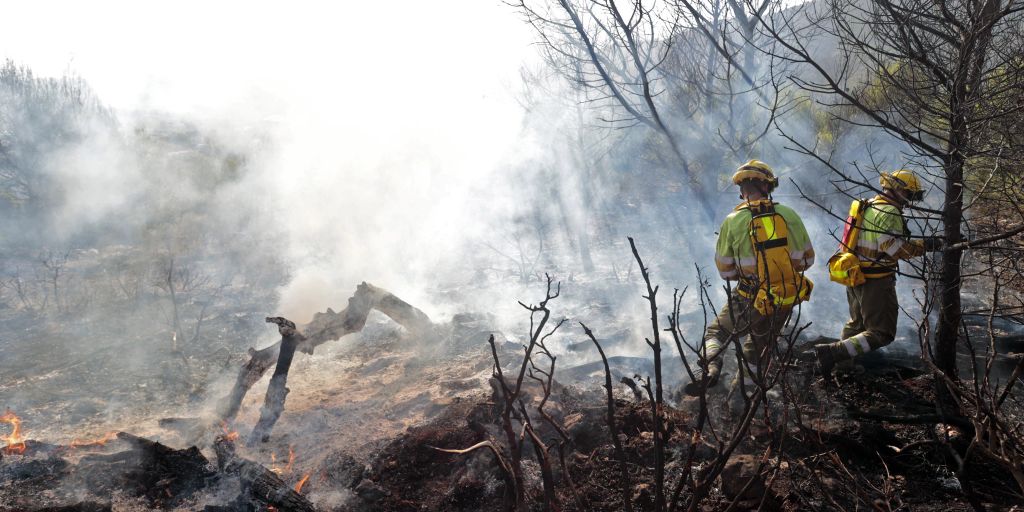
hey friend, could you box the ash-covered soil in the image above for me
[4,319,1022,511]
[1,253,1022,511]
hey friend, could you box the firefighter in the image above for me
[816,169,943,373]
[689,160,815,393]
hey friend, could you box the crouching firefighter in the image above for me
[687,160,815,395]
[816,169,943,373]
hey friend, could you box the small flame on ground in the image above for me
[294,473,311,494]
[70,431,118,448]
[271,445,296,474]
[1,410,26,455]
[219,421,240,442]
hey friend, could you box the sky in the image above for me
[0,1,534,117]
[0,1,536,186]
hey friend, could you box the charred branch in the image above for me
[247,317,302,446]
[213,434,315,512]
[628,236,666,511]
[580,321,633,512]
[215,282,434,425]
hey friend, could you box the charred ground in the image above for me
[1,264,1022,511]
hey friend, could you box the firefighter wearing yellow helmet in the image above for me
[815,169,942,373]
[687,160,815,394]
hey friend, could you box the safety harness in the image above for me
[737,200,813,316]
[828,197,902,287]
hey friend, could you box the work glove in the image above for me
[705,360,722,387]
[682,360,722,396]
[923,236,944,252]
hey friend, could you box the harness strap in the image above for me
[737,279,759,296]
[754,238,788,251]
[861,265,897,275]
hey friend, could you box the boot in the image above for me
[815,341,858,376]
[814,344,836,375]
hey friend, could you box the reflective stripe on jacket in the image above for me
[714,201,815,280]
[855,196,925,278]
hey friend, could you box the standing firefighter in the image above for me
[689,160,815,393]
[817,170,942,373]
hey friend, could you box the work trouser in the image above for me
[702,292,789,368]
[834,274,898,361]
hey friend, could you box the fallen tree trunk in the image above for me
[214,435,315,512]
[215,282,434,426]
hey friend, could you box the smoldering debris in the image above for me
[3,268,1023,511]
[0,429,324,511]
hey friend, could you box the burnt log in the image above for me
[214,435,315,512]
[247,317,302,445]
[74,433,213,508]
[215,281,434,426]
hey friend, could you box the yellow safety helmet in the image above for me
[732,160,778,191]
[880,169,925,201]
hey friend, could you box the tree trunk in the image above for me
[935,153,964,378]
[935,0,1000,378]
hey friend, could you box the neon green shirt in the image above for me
[854,196,924,275]
[713,201,815,280]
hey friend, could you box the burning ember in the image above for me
[1,410,26,455]
[294,473,311,494]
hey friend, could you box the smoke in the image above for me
[0,0,953,459]
[43,118,140,241]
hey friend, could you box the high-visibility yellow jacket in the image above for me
[853,195,925,278]
[714,200,815,281]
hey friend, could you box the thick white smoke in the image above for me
[0,1,540,324]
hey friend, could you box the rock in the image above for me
[720,454,766,500]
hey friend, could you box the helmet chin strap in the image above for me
[882,188,909,207]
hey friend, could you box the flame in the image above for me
[1,410,26,455]
[270,445,296,474]
[219,421,240,442]
[70,431,118,449]
[294,473,311,494]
